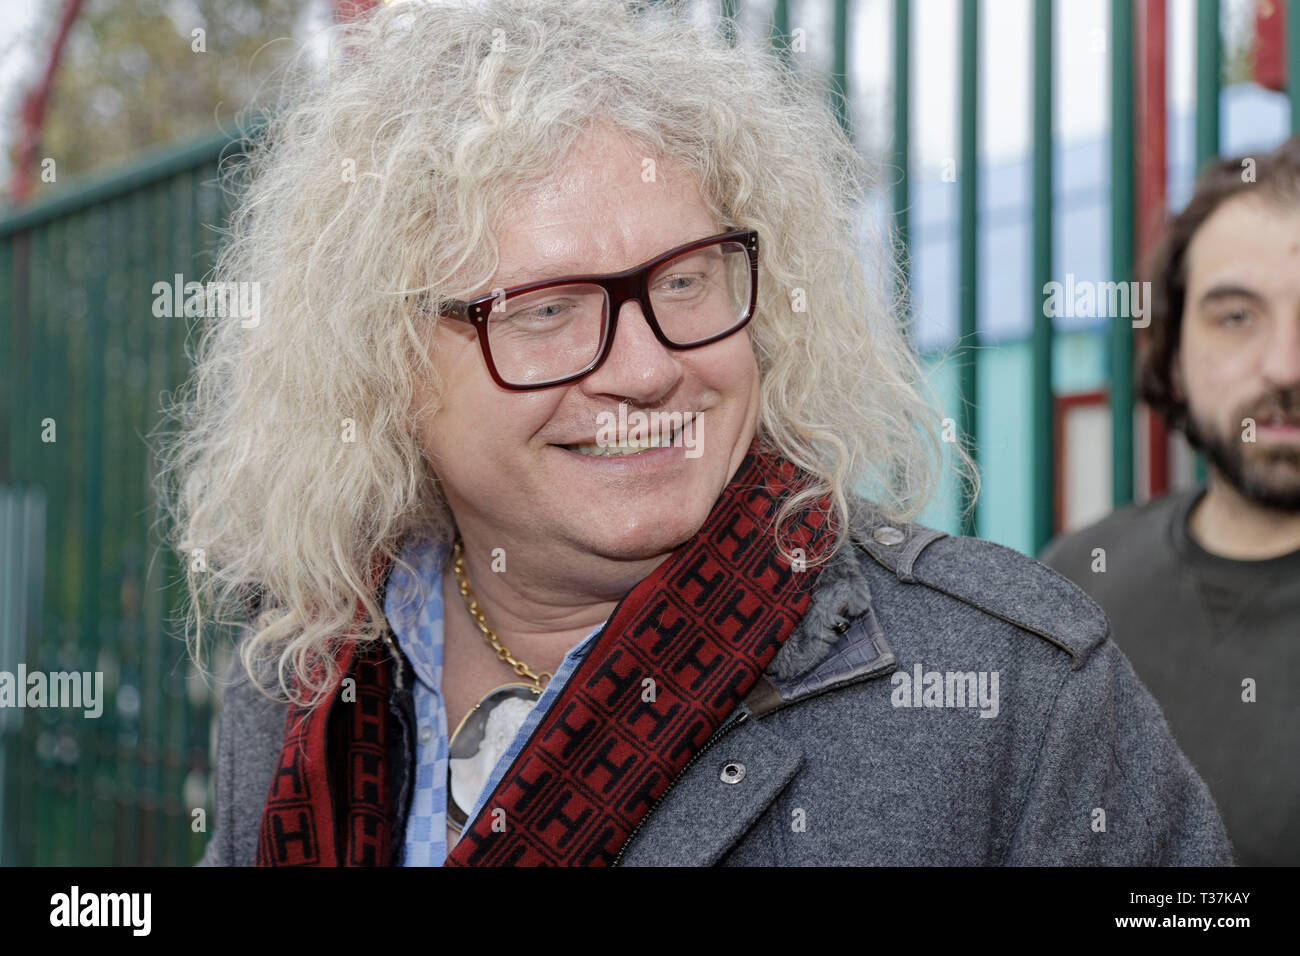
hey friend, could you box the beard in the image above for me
[1183,389,1300,512]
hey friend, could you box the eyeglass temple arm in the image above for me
[413,291,473,324]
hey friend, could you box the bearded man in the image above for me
[1042,136,1300,866]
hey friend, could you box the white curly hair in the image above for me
[155,0,974,709]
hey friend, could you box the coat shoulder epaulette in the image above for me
[847,507,1110,670]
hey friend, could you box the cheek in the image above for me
[694,335,759,395]
[1181,335,1255,419]
[426,393,556,462]
[418,400,526,513]
[419,329,555,451]
[1178,324,1215,388]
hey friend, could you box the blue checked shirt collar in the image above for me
[384,533,603,866]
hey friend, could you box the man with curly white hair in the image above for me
[169,0,1233,866]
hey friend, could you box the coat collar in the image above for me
[377,502,917,715]
[747,501,922,715]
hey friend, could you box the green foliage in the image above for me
[18,0,318,199]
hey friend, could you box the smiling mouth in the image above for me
[558,422,688,457]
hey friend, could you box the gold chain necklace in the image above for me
[446,539,549,834]
[452,539,551,693]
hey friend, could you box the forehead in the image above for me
[491,126,720,285]
[1185,193,1300,292]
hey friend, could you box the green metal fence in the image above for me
[1,129,231,865]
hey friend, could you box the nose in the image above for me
[578,297,682,403]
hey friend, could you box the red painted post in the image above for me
[7,0,86,204]
[1255,0,1286,92]
[1137,0,1169,497]
[334,0,381,22]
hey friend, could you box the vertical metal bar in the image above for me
[180,166,209,864]
[959,0,980,536]
[55,212,79,866]
[3,231,33,864]
[119,185,151,863]
[139,182,171,865]
[1,487,44,866]
[0,234,16,864]
[769,0,790,63]
[33,221,56,865]
[3,235,30,485]
[1111,0,1135,507]
[831,0,851,139]
[719,0,737,45]
[163,169,197,864]
[64,208,88,866]
[1138,0,1170,499]
[47,213,66,865]
[1290,0,1300,132]
[1196,0,1222,173]
[152,176,177,865]
[30,222,52,866]
[1031,0,1054,552]
[73,204,107,865]
[92,196,130,864]
[1192,0,1220,486]
[892,0,911,312]
[773,0,788,35]
[0,238,12,483]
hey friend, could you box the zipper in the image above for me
[381,628,405,690]
[611,705,751,866]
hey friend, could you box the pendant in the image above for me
[446,683,541,833]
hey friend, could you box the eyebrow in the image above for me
[495,260,590,288]
[492,231,728,289]
[1197,283,1267,308]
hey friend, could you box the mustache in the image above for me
[1239,389,1300,423]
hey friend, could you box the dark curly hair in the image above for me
[1139,135,1300,433]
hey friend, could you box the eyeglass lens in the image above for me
[486,239,753,386]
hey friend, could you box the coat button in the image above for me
[873,525,905,546]
[720,761,746,784]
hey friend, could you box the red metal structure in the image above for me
[334,0,381,22]
[8,0,380,205]
[1137,0,1169,498]
[1255,0,1287,92]
[8,0,85,204]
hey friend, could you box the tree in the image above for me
[8,0,325,202]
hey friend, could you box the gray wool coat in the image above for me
[198,504,1235,866]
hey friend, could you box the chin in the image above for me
[566,496,711,560]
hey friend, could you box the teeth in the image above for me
[564,429,680,457]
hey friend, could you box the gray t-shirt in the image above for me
[1040,487,1300,866]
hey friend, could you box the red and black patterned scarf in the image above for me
[257,438,836,866]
